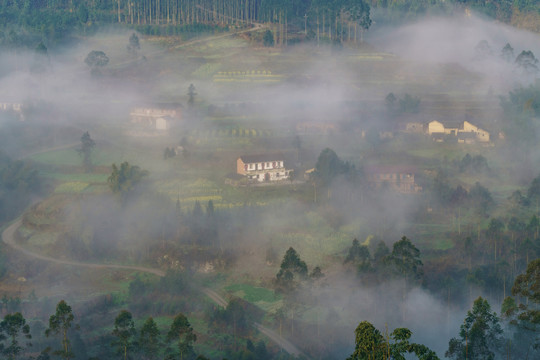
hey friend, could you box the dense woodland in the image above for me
[1,0,540,45]
[0,254,538,359]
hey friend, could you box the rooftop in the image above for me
[239,154,285,163]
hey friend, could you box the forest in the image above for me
[0,0,540,359]
[1,0,540,44]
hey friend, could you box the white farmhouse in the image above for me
[237,154,291,182]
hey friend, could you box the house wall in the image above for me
[247,169,289,182]
[461,121,490,142]
[237,158,247,175]
[428,121,445,134]
[156,117,168,130]
[428,120,490,143]
[462,121,478,132]
[130,107,181,128]
[237,157,288,182]
[0,103,22,112]
[131,108,179,118]
[476,129,490,142]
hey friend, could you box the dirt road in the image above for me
[2,219,306,358]
[200,287,305,357]
[2,219,165,276]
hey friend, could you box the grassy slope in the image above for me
[24,28,515,271]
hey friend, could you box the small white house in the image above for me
[130,104,182,130]
[237,154,291,182]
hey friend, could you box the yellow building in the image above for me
[427,120,490,142]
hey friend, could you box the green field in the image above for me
[225,283,282,312]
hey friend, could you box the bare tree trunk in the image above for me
[458,207,461,235]
[291,307,294,337]
[512,234,517,277]
[317,11,320,46]
[279,11,283,47]
[322,12,325,38]
[285,12,288,47]
[335,15,338,42]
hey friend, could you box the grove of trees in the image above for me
[2,0,538,49]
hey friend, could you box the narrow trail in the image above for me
[111,20,266,70]
[2,219,306,358]
[16,142,81,161]
[2,220,165,276]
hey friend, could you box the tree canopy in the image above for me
[275,247,309,293]
[45,300,77,360]
[347,320,439,360]
[344,238,370,265]
[2,0,540,49]
[84,50,109,68]
[515,50,539,75]
[312,148,352,187]
[0,312,32,360]
[501,259,540,358]
[446,297,503,360]
[139,317,161,360]
[84,50,109,76]
[77,131,95,173]
[127,32,140,54]
[387,236,423,281]
[112,310,137,360]
[107,161,149,201]
[511,258,540,324]
[166,313,196,360]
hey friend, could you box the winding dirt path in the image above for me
[2,219,165,276]
[200,288,305,356]
[1,219,306,358]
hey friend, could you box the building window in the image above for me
[273,161,276,168]
[244,164,248,171]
